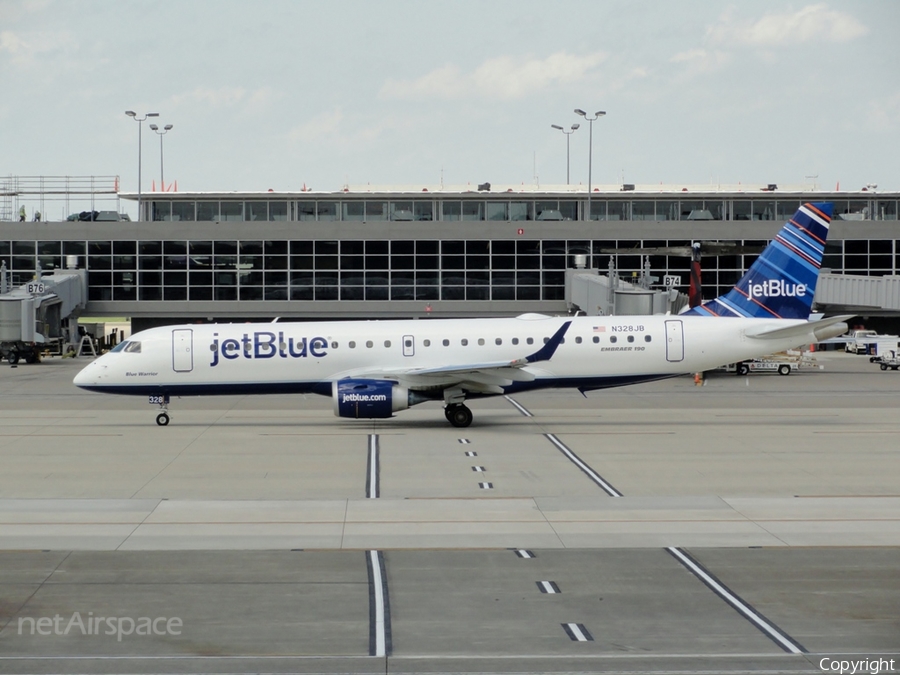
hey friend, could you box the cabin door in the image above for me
[402,335,415,357]
[665,320,684,362]
[172,329,194,372]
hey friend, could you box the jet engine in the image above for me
[332,379,420,419]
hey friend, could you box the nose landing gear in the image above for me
[150,394,171,426]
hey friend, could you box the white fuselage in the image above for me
[73,313,817,398]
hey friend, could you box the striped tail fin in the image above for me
[683,202,832,319]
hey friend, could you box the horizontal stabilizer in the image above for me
[745,315,853,342]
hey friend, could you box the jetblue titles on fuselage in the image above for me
[209,331,328,367]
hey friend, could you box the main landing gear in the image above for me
[444,404,473,428]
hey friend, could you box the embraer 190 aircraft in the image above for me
[74,203,850,427]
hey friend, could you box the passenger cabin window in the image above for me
[527,337,534,345]
[610,336,618,343]
[423,339,431,347]
[478,338,485,346]
[384,340,392,348]
[461,339,468,346]
[512,337,519,345]
[593,336,599,343]
[349,341,356,348]
[644,335,652,342]
[575,336,582,344]
[366,340,373,348]
[495,338,502,345]
[442,339,450,346]
[627,335,634,343]
[331,341,339,349]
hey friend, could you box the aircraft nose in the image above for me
[73,361,102,388]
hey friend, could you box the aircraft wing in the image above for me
[341,320,571,393]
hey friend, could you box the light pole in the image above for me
[574,108,606,220]
[125,110,159,221]
[149,123,174,191]
[550,123,580,185]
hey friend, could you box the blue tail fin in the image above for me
[683,202,833,319]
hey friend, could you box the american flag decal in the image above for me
[593,326,606,333]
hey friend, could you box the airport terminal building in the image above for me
[2,181,899,330]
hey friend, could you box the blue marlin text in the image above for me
[210,332,328,366]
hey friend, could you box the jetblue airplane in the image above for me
[74,203,849,427]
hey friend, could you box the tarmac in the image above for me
[0,351,898,674]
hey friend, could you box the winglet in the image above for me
[523,320,571,364]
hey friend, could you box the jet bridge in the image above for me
[565,256,687,316]
[0,258,88,364]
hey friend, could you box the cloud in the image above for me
[0,29,73,65]
[380,51,607,101]
[169,86,279,114]
[868,92,900,131]
[288,108,345,144]
[708,4,867,46]
[668,47,731,77]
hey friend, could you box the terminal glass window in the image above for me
[876,200,897,220]
[342,202,365,221]
[608,201,631,221]
[171,202,195,221]
[776,200,801,221]
[559,201,577,220]
[390,202,414,221]
[632,201,654,221]
[268,202,288,221]
[366,201,388,221]
[656,201,677,221]
[413,201,433,221]
[535,201,561,220]
[589,200,606,221]
[151,201,171,221]
[486,202,508,221]
[220,202,243,221]
[510,202,532,221]
[462,202,484,221]
[317,202,339,221]
[196,201,219,221]
[441,201,461,221]
[247,201,268,221]
[732,200,751,220]
[751,201,775,221]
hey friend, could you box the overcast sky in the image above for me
[2,0,898,214]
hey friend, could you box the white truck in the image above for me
[844,329,879,354]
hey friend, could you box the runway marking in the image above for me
[366,549,392,657]
[505,395,533,417]
[514,549,535,558]
[458,438,471,444]
[465,451,477,457]
[471,466,485,472]
[366,434,379,500]
[562,622,593,641]
[665,546,807,654]
[537,580,561,594]
[478,482,493,489]
[544,433,623,497]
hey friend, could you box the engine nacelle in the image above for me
[332,379,411,419]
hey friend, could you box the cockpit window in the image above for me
[110,341,127,352]
[124,341,142,353]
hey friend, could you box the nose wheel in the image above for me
[151,394,171,426]
[445,404,473,428]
